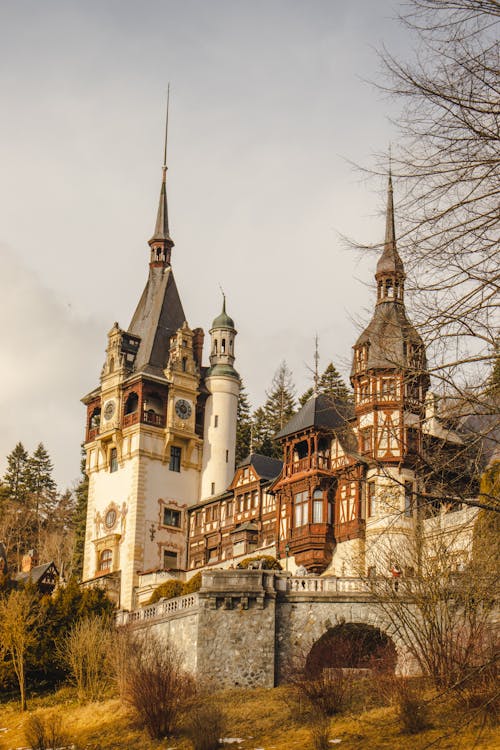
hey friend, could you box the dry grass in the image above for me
[0,684,498,750]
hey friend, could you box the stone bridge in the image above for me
[117,570,418,688]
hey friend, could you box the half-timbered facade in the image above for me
[187,454,282,569]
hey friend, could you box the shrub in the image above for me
[184,701,226,750]
[183,571,203,594]
[148,579,184,605]
[57,615,112,703]
[24,712,67,750]
[310,714,330,750]
[237,555,282,570]
[122,633,196,738]
[392,678,430,734]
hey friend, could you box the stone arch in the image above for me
[276,600,419,683]
[305,621,397,677]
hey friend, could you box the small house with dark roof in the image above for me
[14,561,59,595]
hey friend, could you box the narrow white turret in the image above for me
[201,297,240,498]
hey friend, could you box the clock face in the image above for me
[175,399,192,420]
[103,400,116,420]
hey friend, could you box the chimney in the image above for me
[192,328,204,369]
[21,549,38,573]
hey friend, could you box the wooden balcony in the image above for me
[289,455,332,476]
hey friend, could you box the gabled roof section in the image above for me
[276,393,354,440]
[14,561,59,587]
[128,266,186,377]
[237,453,283,481]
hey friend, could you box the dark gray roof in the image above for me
[351,302,426,376]
[237,453,283,480]
[377,172,405,278]
[128,266,186,378]
[14,562,58,586]
[275,394,354,440]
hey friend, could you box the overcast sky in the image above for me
[0,0,411,489]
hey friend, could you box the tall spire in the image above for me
[149,86,174,267]
[375,166,405,304]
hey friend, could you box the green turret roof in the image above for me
[212,296,235,329]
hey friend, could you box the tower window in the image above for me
[367,482,376,517]
[169,446,181,472]
[182,357,187,372]
[124,392,138,414]
[222,338,226,353]
[214,415,219,427]
[214,340,218,353]
[109,448,118,473]
[99,549,112,572]
[211,482,215,495]
[163,508,181,527]
[225,449,229,463]
[404,481,414,517]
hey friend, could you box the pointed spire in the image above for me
[149,86,174,266]
[313,334,320,396]
[375,167,405,304]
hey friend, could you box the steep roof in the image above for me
[237,453,283,480]
[14,562,58,587]
[352,302,426,374]
[128,266,186,377]
[275,393,354,440]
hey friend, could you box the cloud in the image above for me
[0,244,106,489]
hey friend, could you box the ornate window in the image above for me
[109,448,118,473]
[312,489,323,523]
[294,491,308,527]
[99,549,112,572]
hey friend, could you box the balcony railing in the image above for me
[290,455,332,474]
[122,411,139,428]
[142,410,165,427]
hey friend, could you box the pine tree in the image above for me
[298,362,353,406]
[3,442,29,505]
[252,362,296,459]
[318,362,353,402]
[25,443,57,551]
[72,447,89,579]
[235,384,253,465]
[251,406,275,458]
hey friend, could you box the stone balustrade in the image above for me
[285,576,370,593]
[116,592,198,626]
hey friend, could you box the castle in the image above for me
[82,145,474,612]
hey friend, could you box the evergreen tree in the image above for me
[25,443,57,551]
[252,362,296,459]
[3,442,29,505]
[318,362,353,402]
[299,362,353,406]
[251,406,275,458]
[235,384,253,465]
[72,447,89,579]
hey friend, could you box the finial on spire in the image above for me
[163,83,170,173]
[313,334,320,396]
[148,87,174,265]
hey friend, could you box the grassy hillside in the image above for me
[0,685,498,750]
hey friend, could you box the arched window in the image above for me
[89,407,101,430]
[144,392,163,415]
[182,357,187,372]
[222,338,226,353]
[109,357,115,373]
[124,392,139,414]
[99,549,112,572]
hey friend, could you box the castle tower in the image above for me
[349,172,430,574]
[200,297,240,498]
[82,119,203,610]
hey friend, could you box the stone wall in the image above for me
[125,571,420,687]
[196,570,277,688]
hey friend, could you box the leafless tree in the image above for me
[57,615,112,703]
[375,0,499,413]
[0,587,40,710]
